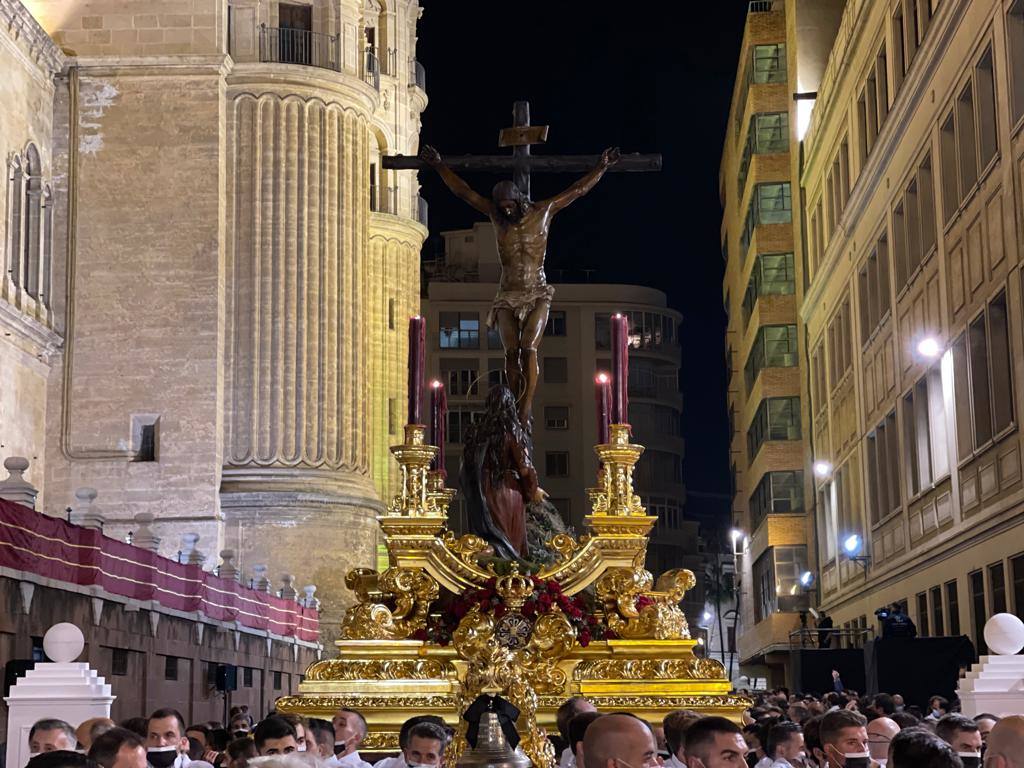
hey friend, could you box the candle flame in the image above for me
[596,373,609,384]
[613,312,624,319]
[431,380,442,388]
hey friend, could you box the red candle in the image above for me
[611,313,630,424]
[595,373,611,445]
[408,316,426,425]
[430,380,447,473]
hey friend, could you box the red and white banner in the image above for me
[0,499,319,642]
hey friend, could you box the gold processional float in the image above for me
[278,418,750,767]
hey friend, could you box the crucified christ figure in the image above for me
[420,144,620,427]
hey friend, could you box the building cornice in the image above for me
[368,211,428,245]
[0,299,62,364]
[227,61,380,120]
[0,0,64,78]
[799,0,969,323]
[71,53,233,79]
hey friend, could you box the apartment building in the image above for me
[802,0,1024,655]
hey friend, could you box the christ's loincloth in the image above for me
[486,283,556,328]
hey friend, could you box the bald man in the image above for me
[985,716,1024,768]
[583,715,659,768]
[866,717,900,765]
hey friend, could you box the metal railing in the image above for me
[416,195,428,227]
[370,185,399,215]
[364,50,380,90]
[259,25,339,71]
[411,60,426,91]
[749,0,783,12]
[788,626,875,649]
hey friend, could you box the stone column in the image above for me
[221,77,385,640]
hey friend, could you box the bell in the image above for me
[456,712,532,768]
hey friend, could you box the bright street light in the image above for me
[813,461,833,478]
[703,611,712,622]
[917,336,942,359]
[843,534,862,555]
[799,570,815,588]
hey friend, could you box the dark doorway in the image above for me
[278,3,312,65]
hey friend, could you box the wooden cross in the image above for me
[383,99,661,198]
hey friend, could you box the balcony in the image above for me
[417,195,429,228]
[748,0,783,11]
[259,25,339,72]
[411,60,426,91]
[370,184,399,214]
[255,25,380,91]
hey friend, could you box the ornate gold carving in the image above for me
[596,567,695,640]
[277,694,457,712]
[443,532,492,566]
[304,659,455,681]
[387,424,440,516]
[338,566,439,640]
[427,470,457,515]
[584,695,755,710]
[591,424,646,516]
[573,657,726,681]
[448,572,576,768]
[546,533,580,564]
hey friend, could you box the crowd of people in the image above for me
[17,689,1023,768]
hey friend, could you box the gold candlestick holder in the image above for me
[590,423,646,517]
[426,470,457,516]
[386,424,439,517]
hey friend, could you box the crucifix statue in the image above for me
[385,101,661,429]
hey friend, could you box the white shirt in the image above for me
[336,752,373,768]
[756,757,774,768]
[664,755,687,768]
[372,756,406,768]
[559,748,575,768]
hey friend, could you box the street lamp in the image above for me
[813,461,833,478]
[799,570,815,588]
[843,533,871,573]
[916,336,943,359]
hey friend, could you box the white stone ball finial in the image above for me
[983,613,1024,655]
[43,623,85,663]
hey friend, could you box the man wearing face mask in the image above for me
[583,714,661,768]
[148,709,209,768]
[331,709,372,768]
[229,718,250,741]
[683,717,747,768]
[936,715,981,767]
[402,723,447,768]
[866,718,900,767]
[766,723,805,768]
[888,727,960,768]
[818,711,869,768]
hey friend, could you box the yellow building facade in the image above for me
[802,0,1024,654]
[720,0,845,684]
[0,0,426,640]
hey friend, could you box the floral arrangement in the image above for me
[413,576,607,647]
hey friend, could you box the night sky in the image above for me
[416,3,748,521]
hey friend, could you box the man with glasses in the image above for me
[866,718,899,766]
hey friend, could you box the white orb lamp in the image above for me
[983,613,1024,656]
[42,622,85,663]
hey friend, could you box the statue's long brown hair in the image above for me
[463,386,526,485]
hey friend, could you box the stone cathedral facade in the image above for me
[1,0,427,636]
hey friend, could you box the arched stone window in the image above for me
[22,144,43,299]
[5,154,23,287]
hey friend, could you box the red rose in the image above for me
[579,630,592,647]
[523,603,537,617]
[495,604,508,618]
[547,580,560,592]
[454,601,468,618]
[411,628,427,640]
[479,588,494,601]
